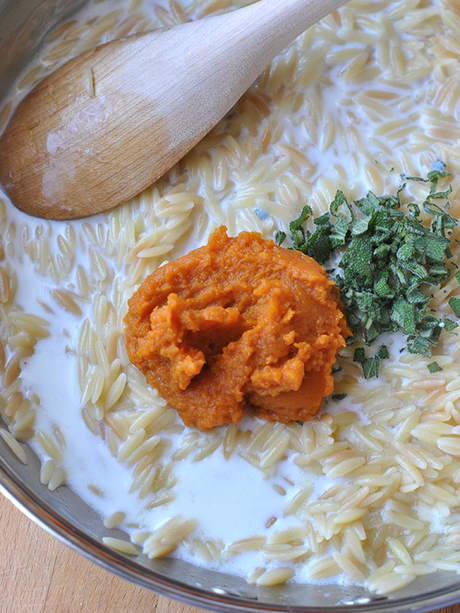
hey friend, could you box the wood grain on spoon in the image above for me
[0,0,346,220]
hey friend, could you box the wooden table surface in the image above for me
[1,492,460,613]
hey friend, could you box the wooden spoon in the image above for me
[0,0,346,220]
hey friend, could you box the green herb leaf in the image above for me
[275,231,286,246]
[428,362,443,373]
[289,205,312,232]
[281,166,459,377]
[449,297,460,318]
[443,319,458,332]
[330,214,349,248]
[362,356,380,379]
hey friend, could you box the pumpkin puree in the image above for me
[124,227,350,430]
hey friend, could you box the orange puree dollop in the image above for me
[124,226,351,430]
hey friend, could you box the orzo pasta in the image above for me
[1,0,460,594]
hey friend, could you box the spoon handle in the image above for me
[175,0,346,126]
[177,0,345,116]
[213,0,346,68]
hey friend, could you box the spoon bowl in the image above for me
[0,0,346,219]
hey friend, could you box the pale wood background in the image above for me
[1,492,459,613]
